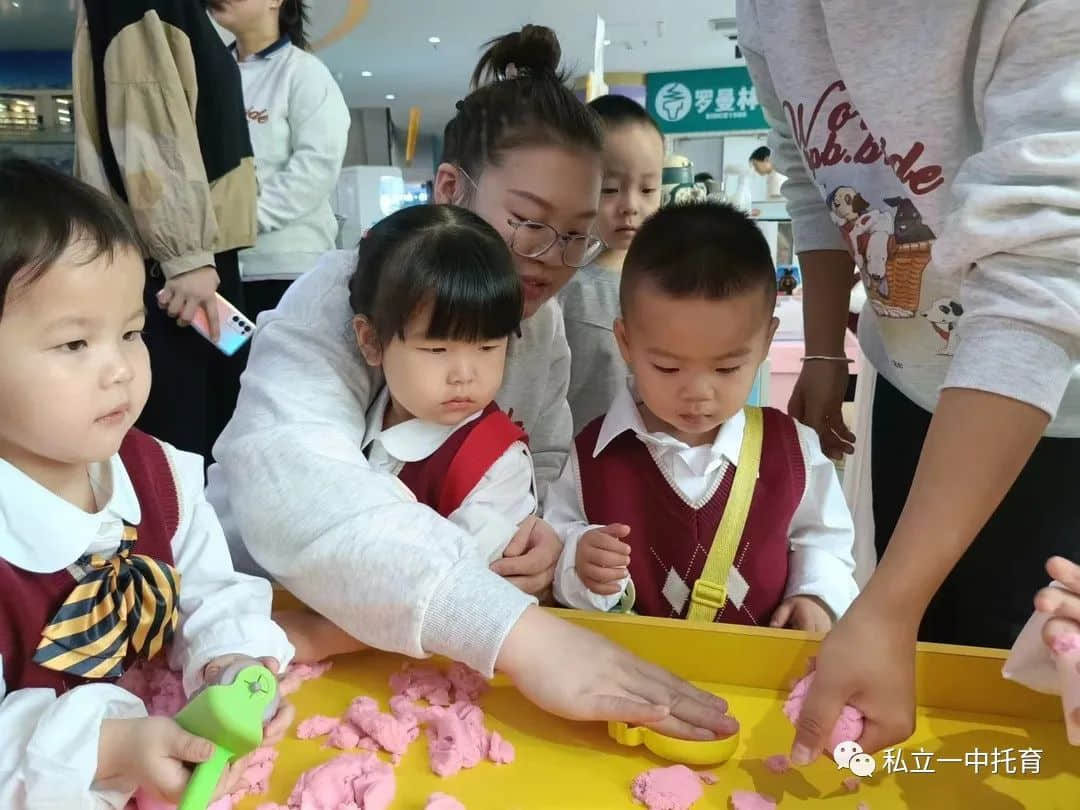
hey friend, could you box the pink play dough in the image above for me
[729,791,777,810]
[696,772,718,786]
[297,715,341,740]
[1051,632,1080,655]
[843,776,860,793]
[259,753,395,810]
[345,696,420,755]
[631,765,705,810]
[278,660,335,697]
[783,673,865,752]
[487,730,515,764]
[295,664,511,778]
[764,755,791,774]
[424,793,466,810]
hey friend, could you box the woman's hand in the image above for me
[491,516,562,596]
[495,606,739,741]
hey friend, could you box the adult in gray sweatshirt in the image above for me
[739,0,1080,761]
[208,25,739,742]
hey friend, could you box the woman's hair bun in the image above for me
[471,24,563,89]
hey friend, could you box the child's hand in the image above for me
[202,655,297,746]
[770,595,833,633]
[1037,556,1080,650]
[576,524,631,596]
[98,716,217,803]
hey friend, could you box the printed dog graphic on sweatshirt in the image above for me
[922,297,963,356]
[827,187,937,319]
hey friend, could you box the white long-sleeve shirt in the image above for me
[0,440,293,809]
[234,38,350,281]
[547,381,858,619]
[363,387,537,565]
[738,0,1080,435]
[206,249,574,676]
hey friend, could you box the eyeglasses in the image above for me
[505,218,606,269]
[456,166,606,269]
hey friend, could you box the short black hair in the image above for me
[694,172,714,183]
[621,202,776,316]
[749,146,772,163]
[442,25,602,182]
[0,158,142,320]
[348,205,523,347]
[588,94,662,137]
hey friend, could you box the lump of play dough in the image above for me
[389,665,454,706]
[764,755,791,774]
[697,772,718,786]
[487,730,515,764]
[297,715,341,740]
[631,765,705,810]
[345,696,420,755]
[279,660,334,697]
[1051,633,1080,655]
[729,791,777,810]
[424,794,466,810]
[425,702,490,777]
[272,753,395,810]
[446,662,489,703]
[783,673,865,752]
[843,776,860,793]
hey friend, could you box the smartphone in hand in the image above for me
[190,293,255,356]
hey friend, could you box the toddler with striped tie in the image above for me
[0,159,295,807]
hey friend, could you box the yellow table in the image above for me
[240,611,1078,810]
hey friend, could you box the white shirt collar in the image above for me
[0,453,142,573]
[362,386,485,463]
[593,379,747,468]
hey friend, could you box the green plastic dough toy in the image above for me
[174,661,280,810]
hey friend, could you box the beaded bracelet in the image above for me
[800,355,854,363]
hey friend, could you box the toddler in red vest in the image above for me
[546,202,858,630]
[0,160,294,808]
[275,204,536,663]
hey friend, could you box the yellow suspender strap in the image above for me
[686,407,764,623]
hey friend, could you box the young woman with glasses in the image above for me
[205,25,739,745]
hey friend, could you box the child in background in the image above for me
[557,94,665,434]
[275,205,536,663]
[0,160,294,808]
[546,203,858,630]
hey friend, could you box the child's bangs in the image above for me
[422,263,523,343]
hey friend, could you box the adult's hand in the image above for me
[496,606,739,741]
[790,249,859,460]
[491,516,562,597]
[157,265,221,340]
[788,360,855,460]
[787,596,917,763]
[1038,556,1080,648]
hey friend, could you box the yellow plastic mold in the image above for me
[607,720,741,765]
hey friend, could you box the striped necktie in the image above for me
[33,523,181,679]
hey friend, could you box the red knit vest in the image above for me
[0,429,179,694]
[396,403,528,518]
[575,407,806,625]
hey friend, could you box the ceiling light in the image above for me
[361,70,373,77]
[603,39,611,46]
[385,93,396,100]
[428,36,441,44]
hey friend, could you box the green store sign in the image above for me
[646,66,768,134]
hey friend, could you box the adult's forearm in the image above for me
[860,387,1049,621]
[798,250,855,355]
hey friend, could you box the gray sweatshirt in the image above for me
[557,262,629,434]
[206,249,573,676]
[738,0,1080,434]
